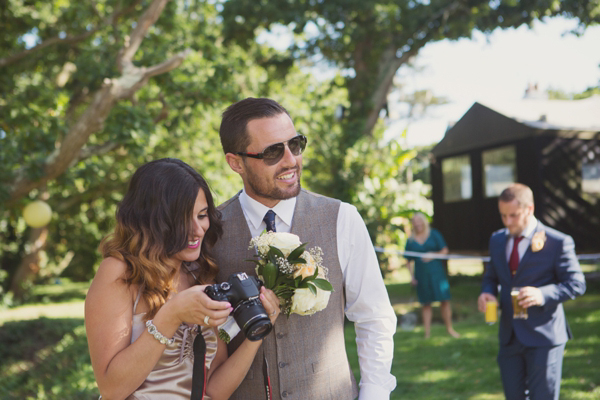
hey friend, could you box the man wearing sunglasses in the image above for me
[212,97,397,400]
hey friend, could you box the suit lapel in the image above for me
[498,232,511,281]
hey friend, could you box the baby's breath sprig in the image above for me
[275,256,294,274]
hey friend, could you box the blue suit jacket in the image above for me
[482,221,586,347]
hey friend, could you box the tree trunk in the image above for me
[10,227,48,300]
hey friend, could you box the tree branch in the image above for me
[6,0,191,206]
[118,0,171,69]
[76,142,122,164]
[113,49,192,99]
[360,1,465,136]
[153,94,169,124]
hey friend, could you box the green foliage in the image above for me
[548,85,600,100]
[574,86,600,99]
[0,0,313,299]
[0,318,96,399]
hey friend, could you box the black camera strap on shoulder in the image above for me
[190,330,207,400]
[262,352,272,400]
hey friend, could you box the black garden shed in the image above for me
[430,96,600,253]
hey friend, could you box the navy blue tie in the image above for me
[263,210,276,232]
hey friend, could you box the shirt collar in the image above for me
[521,216,538,239]
[238,190,296,231]
[505,216,538,240]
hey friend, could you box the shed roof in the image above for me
[431,96,600,157]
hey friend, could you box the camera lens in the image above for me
[232,299,272,341]
[247,321,272,339]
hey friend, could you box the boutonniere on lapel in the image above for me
[531,231,546,252]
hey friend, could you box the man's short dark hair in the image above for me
[498,183,534,208]
[219,98,290,154]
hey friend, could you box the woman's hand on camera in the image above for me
[169,285,232,327]
[259,287,280,324]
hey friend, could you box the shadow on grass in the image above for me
[0,317,97,399]
[387,275,482,326]
[0,318,83,365]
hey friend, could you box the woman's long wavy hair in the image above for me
[100,158,223,319]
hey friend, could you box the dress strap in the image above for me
[133,285,144,314]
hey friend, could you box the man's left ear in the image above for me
[225,153,244,175]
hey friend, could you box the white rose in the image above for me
[290,288,317,315]
[270,232,302,257]
[312,288,331,312]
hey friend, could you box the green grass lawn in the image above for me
[1,264,599,399]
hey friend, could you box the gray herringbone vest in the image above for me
[213,189,358,400]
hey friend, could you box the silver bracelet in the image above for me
[146,320,175,346]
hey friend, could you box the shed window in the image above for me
[583,162,600,193]
[442,155,472,202]
[483,146,516,198]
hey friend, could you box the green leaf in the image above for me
[287,243,307,260]
[218,329,231,344]
[310,266,319,279]
[298,267,319,286]
[298,281,309,289]
[308,283,317,296]
[311,279,333,291]
[267,246,285,265]
[262,262,277,289]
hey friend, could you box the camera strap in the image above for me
[190,330,207,400]
[263,352,272,399]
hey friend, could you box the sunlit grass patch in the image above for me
[0,301,84,325]
[0,262,597,399]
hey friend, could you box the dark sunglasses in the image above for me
[237,135,307,165]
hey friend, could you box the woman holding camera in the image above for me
[85,158,280,400]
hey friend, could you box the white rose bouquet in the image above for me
[248,232,333,316]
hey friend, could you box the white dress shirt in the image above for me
[238,190,398,399]
[505,217,538,262]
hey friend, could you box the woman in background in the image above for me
[85,158,279,399]
[405,212,459,339]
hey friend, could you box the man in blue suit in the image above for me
[478,183,586,400]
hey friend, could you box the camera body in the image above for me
[205,273,272,341]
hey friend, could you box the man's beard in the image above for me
[246,166,302,201]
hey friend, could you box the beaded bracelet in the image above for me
[146,320,174,346]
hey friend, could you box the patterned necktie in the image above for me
[509,236,524,276]
[263,210,276,232]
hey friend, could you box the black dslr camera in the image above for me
[204,273,273,341]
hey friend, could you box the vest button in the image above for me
[276,332,285,339]
[282,391,288,397]
[279,361,287,368]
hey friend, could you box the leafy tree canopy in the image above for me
[219,0,600,203]
[0,0,315,298]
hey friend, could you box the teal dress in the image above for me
[404,228,451,304]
